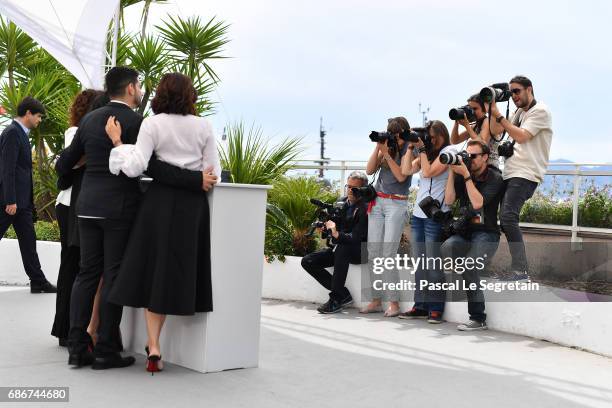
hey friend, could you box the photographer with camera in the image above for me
[301,171,369,314]
[450,94,501,168]
[440,140,505,331]
[361,117,412,317]
[397,120,455,323]
[486,75,553,281]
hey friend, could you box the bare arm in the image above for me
[444,170,456,205]
[366,144,382,175]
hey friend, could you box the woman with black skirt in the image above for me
[52,90,107,346]
[104,73,220,373]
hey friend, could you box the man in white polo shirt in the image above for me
[488,75,553,281]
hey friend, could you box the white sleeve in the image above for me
[108,118,156,178]
[201,120,222,184]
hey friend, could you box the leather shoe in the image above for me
[91,353,136,370]
[68,351,94,367]
[31,281,57,294]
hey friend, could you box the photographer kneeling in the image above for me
[301,171,369,314]
[440,140,505,331]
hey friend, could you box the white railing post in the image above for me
[340,161,346,186]
[571,165,583,251]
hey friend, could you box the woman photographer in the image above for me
[451,94,500,167]
[361,117,412,317]
[399,120,454,323]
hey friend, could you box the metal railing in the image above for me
[290,160,612,245]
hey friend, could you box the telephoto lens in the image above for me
[369,131,390,143]
[439,151,471,168]
[480,83,511,103]
[449,105,476,122]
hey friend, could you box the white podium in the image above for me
[120,182,271,373]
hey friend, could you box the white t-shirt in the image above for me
[503,102,553,183]
[55,127,78,207]
[412,144,457,219]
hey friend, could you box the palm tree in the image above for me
[127,35,170,114]
[0,17,38,89]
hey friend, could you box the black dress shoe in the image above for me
[68,351,94,367]
[30,281,57,294]
[91,353,136,370]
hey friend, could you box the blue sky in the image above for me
[127,0,611,164]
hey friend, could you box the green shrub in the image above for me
[3,221,60,242]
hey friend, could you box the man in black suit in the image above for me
[56,67,205,369]
[0,97,57,294]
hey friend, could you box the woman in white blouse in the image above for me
[104,73,220,374]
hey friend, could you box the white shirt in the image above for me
[503,101,553,183]
[55,127,78,207]
[412,144,457,219]
[109,113,221,181]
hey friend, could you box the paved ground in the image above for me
[1,287,611,408]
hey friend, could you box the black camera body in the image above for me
[443,206,477,239]
[351,184,377,203]
[305,198,349,242]
[449,105,477,122]
[439,150,472,169]
[498,140,516,158]
[418,196,449,223]
[480,82,512,103]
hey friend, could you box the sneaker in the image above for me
[498,271,531,282]
[340,293,353,307]
[317,298,343,314]
[457,320,488,331]
[398,307,428,319]
[427,311,443,324]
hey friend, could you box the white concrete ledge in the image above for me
[262,256,612,358]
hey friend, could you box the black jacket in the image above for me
[0,120,35,208]
[56,102,203,220]
[332,198,368,246]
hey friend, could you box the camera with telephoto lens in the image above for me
[439,150,472,168]
[305,199,349,243]
[449,105,477,122]
[498,140,516,158]
[405,126,432,151]
[418,196,449,223]
[443,206,477,239]
[351,184,377,203]
[480,82,512,103]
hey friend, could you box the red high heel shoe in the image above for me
[145,346,163,374]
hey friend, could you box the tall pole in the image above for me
[319,117,326,178]
[418,102,430,126]
[111,3,120,67]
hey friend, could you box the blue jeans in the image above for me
[411,215,444,313]
[367,197,408,302]
[440,230,500,322]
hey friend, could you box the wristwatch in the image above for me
[496,115,504,123]
[464,175,472,183]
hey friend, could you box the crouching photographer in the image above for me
[301,171,369,314]
[440,140,505,331]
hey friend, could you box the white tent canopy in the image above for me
[0,0,120,89]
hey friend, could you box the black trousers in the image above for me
[0,206,47,284]
[301,244,361,301]
[500,178,538,272]
[51,204,80,339]
[69,217,131,356]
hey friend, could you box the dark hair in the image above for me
[510,75,534,97]
[88,93,111,113]
[391,116,410,132]
[467,139,490,155]
[69,89,105,126]
[151,73,197,115]
[427,120,450,162]
[467,93,485,112]
[386,120,402,134]
[105,66,139,98]
[17,96,45,117]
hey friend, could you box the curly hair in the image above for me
[70,89,105,126]
[151,73,197,115]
